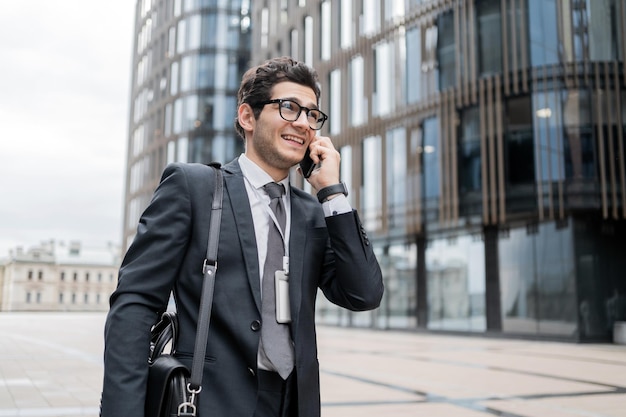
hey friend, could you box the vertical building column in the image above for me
[484,225,502,331]
[416,235,428,328]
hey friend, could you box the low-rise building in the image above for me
[0,241,120,311]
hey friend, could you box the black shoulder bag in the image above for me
[146,164,223,417]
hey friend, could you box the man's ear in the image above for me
[238,103,256,134]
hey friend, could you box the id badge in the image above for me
[275,270,291,323]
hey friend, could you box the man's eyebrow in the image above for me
[280,96,319,109]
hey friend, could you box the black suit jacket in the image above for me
[101,159,384,417]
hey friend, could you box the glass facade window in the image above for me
[533,91,565,182]
[422,117,440,200]
[458,107,482,194]
[290,29,299,59]
[505,0,524,72]
[349,55,366,126]
[177,137,189,163]
[329,69,341,135]
[340,0,353,49]
[304,16,313,66]
[504,96,535,186]
[386,127,407,230]
[562,90,596,180]
[360,0,380,36]
[384,0,405,22]
[528,0,559,66]
[405,25,423,105]
[437,11,455,90]
[587,0,623,61]
[499,221,577,336]
[426,235,486,332]
[320,1,331,60]
[373,41,394,116]
[362,135,383,231]
[340,146,353,204]
[476,0,502,76]
[379,243,418,328]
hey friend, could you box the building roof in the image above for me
[3,240,121,267]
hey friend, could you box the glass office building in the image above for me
[123,0,252,248]
[251,0,626,341]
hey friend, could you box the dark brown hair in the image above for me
[235,56,321,139]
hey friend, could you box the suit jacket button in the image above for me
[251,320,261,331]
[248,367,256,377]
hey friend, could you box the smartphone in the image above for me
[299,147,317,178]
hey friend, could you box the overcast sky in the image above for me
[0,1,135,257]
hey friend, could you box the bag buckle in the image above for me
[177,384,202,417]
[202,259,217,275]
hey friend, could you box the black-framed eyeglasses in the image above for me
[258,99,328,130]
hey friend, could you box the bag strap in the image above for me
[189,164,223,391]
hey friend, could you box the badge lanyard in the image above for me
[245,177,290,273]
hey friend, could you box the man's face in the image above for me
[246,81,318,178]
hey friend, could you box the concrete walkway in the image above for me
[0,312,624,417]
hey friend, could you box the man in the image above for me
[101,56,384,417]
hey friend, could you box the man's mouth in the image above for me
[282,134,305,145]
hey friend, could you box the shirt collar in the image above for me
[239,154,290,192]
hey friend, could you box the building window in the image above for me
[562,89,596,180]
[290,28,299,60]
[340,146,353,204]
[84,294,89,304]
[304,16,313,66]
[533,91,565,183]
[384,0,404,23]
[26,292,31,303]
[386,127,407,230]
[85,272,90,282]
[422,117,440,200]
[373,41,394,116]
[59,293,64,304]
[60,272,65,281]
[329,69,342,135]
[405,26,423,105]
[476,0,502,76]
[505,96,535,186]
[38,271,43,281]
[458,107,482,194]
[28,270,33,280]
[499,221,577,336]
[73,272,78,282]
[437,11,455,90]
[360,0,380,36]
[320,1,331,60]
[340,0,353,49]
[362,135,383,230]
[427,235,486,332]
[349,55,366,126]
[586,0,623,61]
[528,0,559,66]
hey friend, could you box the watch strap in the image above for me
[317,182,348,203]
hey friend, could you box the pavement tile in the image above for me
[0,312,625,417]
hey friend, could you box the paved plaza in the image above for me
[0,312,625,417]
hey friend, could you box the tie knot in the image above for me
[264,182,285,200]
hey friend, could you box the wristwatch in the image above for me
[317,182,349,203]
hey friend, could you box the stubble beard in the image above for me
[253,129,299,171]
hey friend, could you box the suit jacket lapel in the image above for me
[223,160,262,312]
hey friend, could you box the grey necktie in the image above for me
[260,182,294,379]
